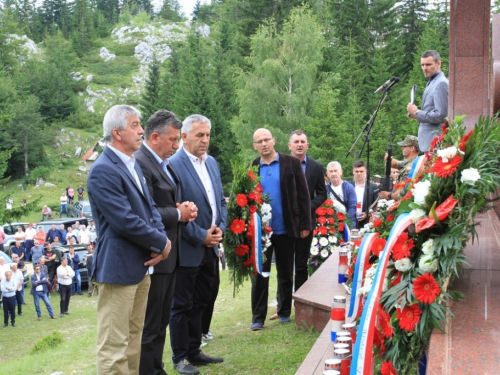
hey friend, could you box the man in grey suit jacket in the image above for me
[88,105,171,375]
[135,110,198,375]
[407,50,449,152]
[169,114,227,375]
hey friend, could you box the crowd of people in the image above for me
[0,220,97,327]
[1,49,448,374]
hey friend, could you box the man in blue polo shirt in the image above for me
[250,128,311,331]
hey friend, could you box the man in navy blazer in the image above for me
[169,114,227,375]
[88,105,171,375]
[135,110,198,375]
[407,50,449,152]
[30,265,56,320]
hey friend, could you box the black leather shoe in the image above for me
[11,323,16,327]
[188,351,224,366]
[174,359,200,374]
[3,323,7,328]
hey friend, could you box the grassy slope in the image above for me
[0,269,319,374]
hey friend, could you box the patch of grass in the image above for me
[111,42,136,57]
[85,57,138,77]
[31,331,64,354]
[0,269,319,374]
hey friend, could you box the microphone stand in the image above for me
[346,80,397,228]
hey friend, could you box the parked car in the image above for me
[2,222,30,254]
[0,250,13,265]
[37,217,88,234]
[70,200,92,219]
[0,250,29,286]
[51,244,90,286]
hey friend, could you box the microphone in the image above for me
[373,77,400,94]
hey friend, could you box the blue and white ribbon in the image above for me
[350,213,413,375]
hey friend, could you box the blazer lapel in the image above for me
[179,149,211,206]
[142,145,177,193]
[167,164,181,199]
[104,147,147,200]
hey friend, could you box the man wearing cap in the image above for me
[406,50,449,152]
[379,135,420,201]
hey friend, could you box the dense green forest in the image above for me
[1,0,495,193]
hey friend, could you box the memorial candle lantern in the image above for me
[338,249,349,283]
[324,358,342,371]
[333,348,350,375]
[330,295,346,342]
[341,322,357,344]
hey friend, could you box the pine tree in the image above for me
[0,95,49,178]
[14,32,78,122]
[140,54,162,121]
[159,0,183,21]
[96,0,119,23]
[71,0,95,57]
[395,0,429,74]
[233,6,325,159]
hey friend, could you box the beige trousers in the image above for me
[96,276,150,375]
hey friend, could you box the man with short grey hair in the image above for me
[407,50,448,152]
[135,109,198,375]
[88,104,171,375]
[169,114,226,374]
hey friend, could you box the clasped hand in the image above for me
[177,201,198,222]
[204,225,223,247]
[145,239,172,266]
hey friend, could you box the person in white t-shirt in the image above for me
[78,225,92,245]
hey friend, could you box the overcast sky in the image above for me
[154,0,211,18]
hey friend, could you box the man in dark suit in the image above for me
[250,128,311,331]
[169,114,227,375]
[135,110,198,375]
[350,160,379,229]
[88,105,171,375]
[287,130,327,292]
[407,50,449,152]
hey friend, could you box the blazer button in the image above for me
[150,218,153,223]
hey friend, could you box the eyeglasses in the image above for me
[253,138,272,145]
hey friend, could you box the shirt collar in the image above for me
[107,144,136,168]
[260,152,280,166]
[429,71,443,82]
[143,141,170,166]
[184,148,207,163]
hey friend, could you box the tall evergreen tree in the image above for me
[140,53,162,121]
[159,0,183,21]
[395,0,429,74]
[96,0,119,23]
[71,0,95,57]
[0,10,21,74]
[1,95,49,178]
[233,6,325,159]
[14,32,77,122]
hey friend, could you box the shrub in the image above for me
[28,166,51,184]
[31,331,64,354]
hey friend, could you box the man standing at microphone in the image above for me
[407,50,449,152]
